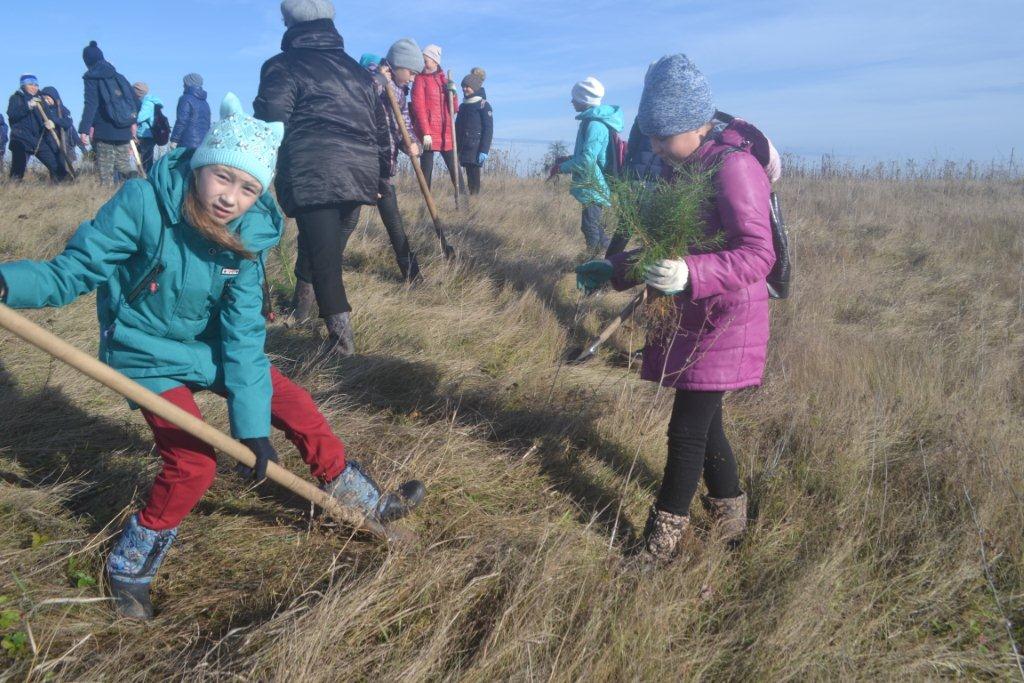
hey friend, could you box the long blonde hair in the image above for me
[181,173,254,259]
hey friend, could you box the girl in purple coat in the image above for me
[576,54,776,564]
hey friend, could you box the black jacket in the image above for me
[7,89,43,149]
[253,19,389,216]
[455,96,493,166]
[79,60,135,143]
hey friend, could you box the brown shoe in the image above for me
[701,492,748,543]
[640,505,691,564]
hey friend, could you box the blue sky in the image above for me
[5,0,1021,164]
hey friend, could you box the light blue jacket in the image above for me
[136,94,163,139]
[0,149,284,438]
[559,104,624,207]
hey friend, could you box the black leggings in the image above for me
[420,149,457,189]
[9,139,68,182]
[657,390,742,516]
[375,183,419,280]
[294,203,362,317]
[463,165,481,195]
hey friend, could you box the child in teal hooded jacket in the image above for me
[0,93,425,620]
[550,76,624,252]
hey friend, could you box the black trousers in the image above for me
[294,203,362,317]
[420,149,457,189]
[9,140,68,182]
[137,137,156,173]
[656,390,742,517]
[463,165,481,195]
[376,183,420,280]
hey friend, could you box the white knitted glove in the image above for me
[645,259,689,295]
[422,135,433,152]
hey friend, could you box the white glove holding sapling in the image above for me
[644,258,689,295]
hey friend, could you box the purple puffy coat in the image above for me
[610,119,775,392]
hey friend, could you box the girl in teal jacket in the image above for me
[0,94,425,620]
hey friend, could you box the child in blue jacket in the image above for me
[0,93,425,620]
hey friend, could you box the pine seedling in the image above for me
[577,162,721,329]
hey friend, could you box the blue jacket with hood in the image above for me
[0,149,285,439]
[171,86,211,149]
[558,104,624,207]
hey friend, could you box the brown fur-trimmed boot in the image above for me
[701,492,748,544]
[640,505,691,564]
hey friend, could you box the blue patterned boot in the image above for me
[321,460,425,524]
[106,515,178,620]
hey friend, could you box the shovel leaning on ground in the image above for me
[0,302,413,545]
[128,139,147,180]
[446,70,467,209]
[381,75,456,259]
[569,288,648,364]
[30,101,76,181]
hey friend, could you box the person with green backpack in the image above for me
[79,40,139,184]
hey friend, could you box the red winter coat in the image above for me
[410,70,458,151]
[610,119,776,392]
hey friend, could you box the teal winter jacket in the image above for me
[136,94,163,140]
[559,104,624,207]
[0,149,284,439]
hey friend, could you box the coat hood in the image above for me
[184,85,207,100]
[83,60,117,80]
[40,86,63,102]
[577,104,624,132]
[699,118,773,170]
[281,18,344,52]
[149,149,284,254]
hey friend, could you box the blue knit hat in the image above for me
[359,53,381,69]
[19,74,38,87]
[637,54,716,137]
[191,93,285,194]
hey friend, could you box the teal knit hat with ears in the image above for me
[190,92,285,194]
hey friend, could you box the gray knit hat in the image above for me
[280,0,335,27]
[386,38,425,74]
[461,73,484,92]
[637,54,716,137]
[184,73,203,88]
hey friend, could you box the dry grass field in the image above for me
[0,163,1022,680]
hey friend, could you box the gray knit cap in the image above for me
[183,73,203,88]
[280,0,335,27]
[386,38,425,74]
[637,54,716,137]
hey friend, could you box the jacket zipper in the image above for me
[126,264,165,303]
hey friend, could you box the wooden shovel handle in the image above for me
[0,303,390,541]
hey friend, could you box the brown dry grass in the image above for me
[0,165,1022,680]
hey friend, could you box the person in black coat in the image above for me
[41,87,77,168]
[253,0,390,358]
[6,75,70,182]
[79,41,138,184]
[0,113,7,173]
[454,72,493,195]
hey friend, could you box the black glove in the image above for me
[0,273,7,303]
[236,437,280,482]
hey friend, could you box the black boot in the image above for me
[399,253,422,283]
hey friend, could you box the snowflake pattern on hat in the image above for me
[191,92,285,193]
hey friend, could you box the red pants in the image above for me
[137,367,346,531]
